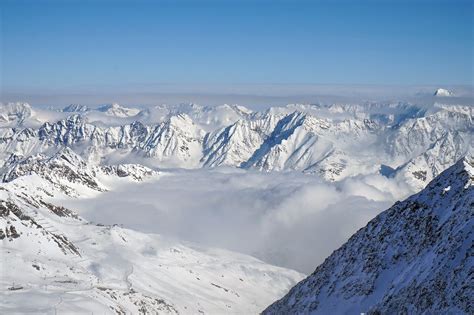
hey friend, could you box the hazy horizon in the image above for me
[3,83,474,109]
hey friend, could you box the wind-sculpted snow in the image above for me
[264,157,474,314]
[0,101,471,189]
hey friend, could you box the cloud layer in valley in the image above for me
[63,168,414,273]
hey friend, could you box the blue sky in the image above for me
[1,0,473,99]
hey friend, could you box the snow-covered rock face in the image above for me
[0,102,472,189]
[434,88,454,97]
[264,156,474,314]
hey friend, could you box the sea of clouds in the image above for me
[64,168,414,274]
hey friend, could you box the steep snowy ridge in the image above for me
[264,156,473,314]
[140,113,205,167]
[236,112,379,179]
[201,115,277,167]
[239,112,305,168]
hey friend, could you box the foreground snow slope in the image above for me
[264,156,473,314]
[0,155,303,314]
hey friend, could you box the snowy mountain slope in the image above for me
[202,112,282,167]
[0,172,303,314]
[264,156,474,314]
[240,112,380,179]
[139,114,205,168]
[0,102,471,189]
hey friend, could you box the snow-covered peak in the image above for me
[434,88,454,97]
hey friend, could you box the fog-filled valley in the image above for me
[62,167,413,273]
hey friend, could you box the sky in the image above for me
[1,0,473,105]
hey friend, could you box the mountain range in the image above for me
[0,101,472,190]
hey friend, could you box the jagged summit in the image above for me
[264,156,473,314]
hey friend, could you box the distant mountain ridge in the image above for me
[0,101,472,190]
